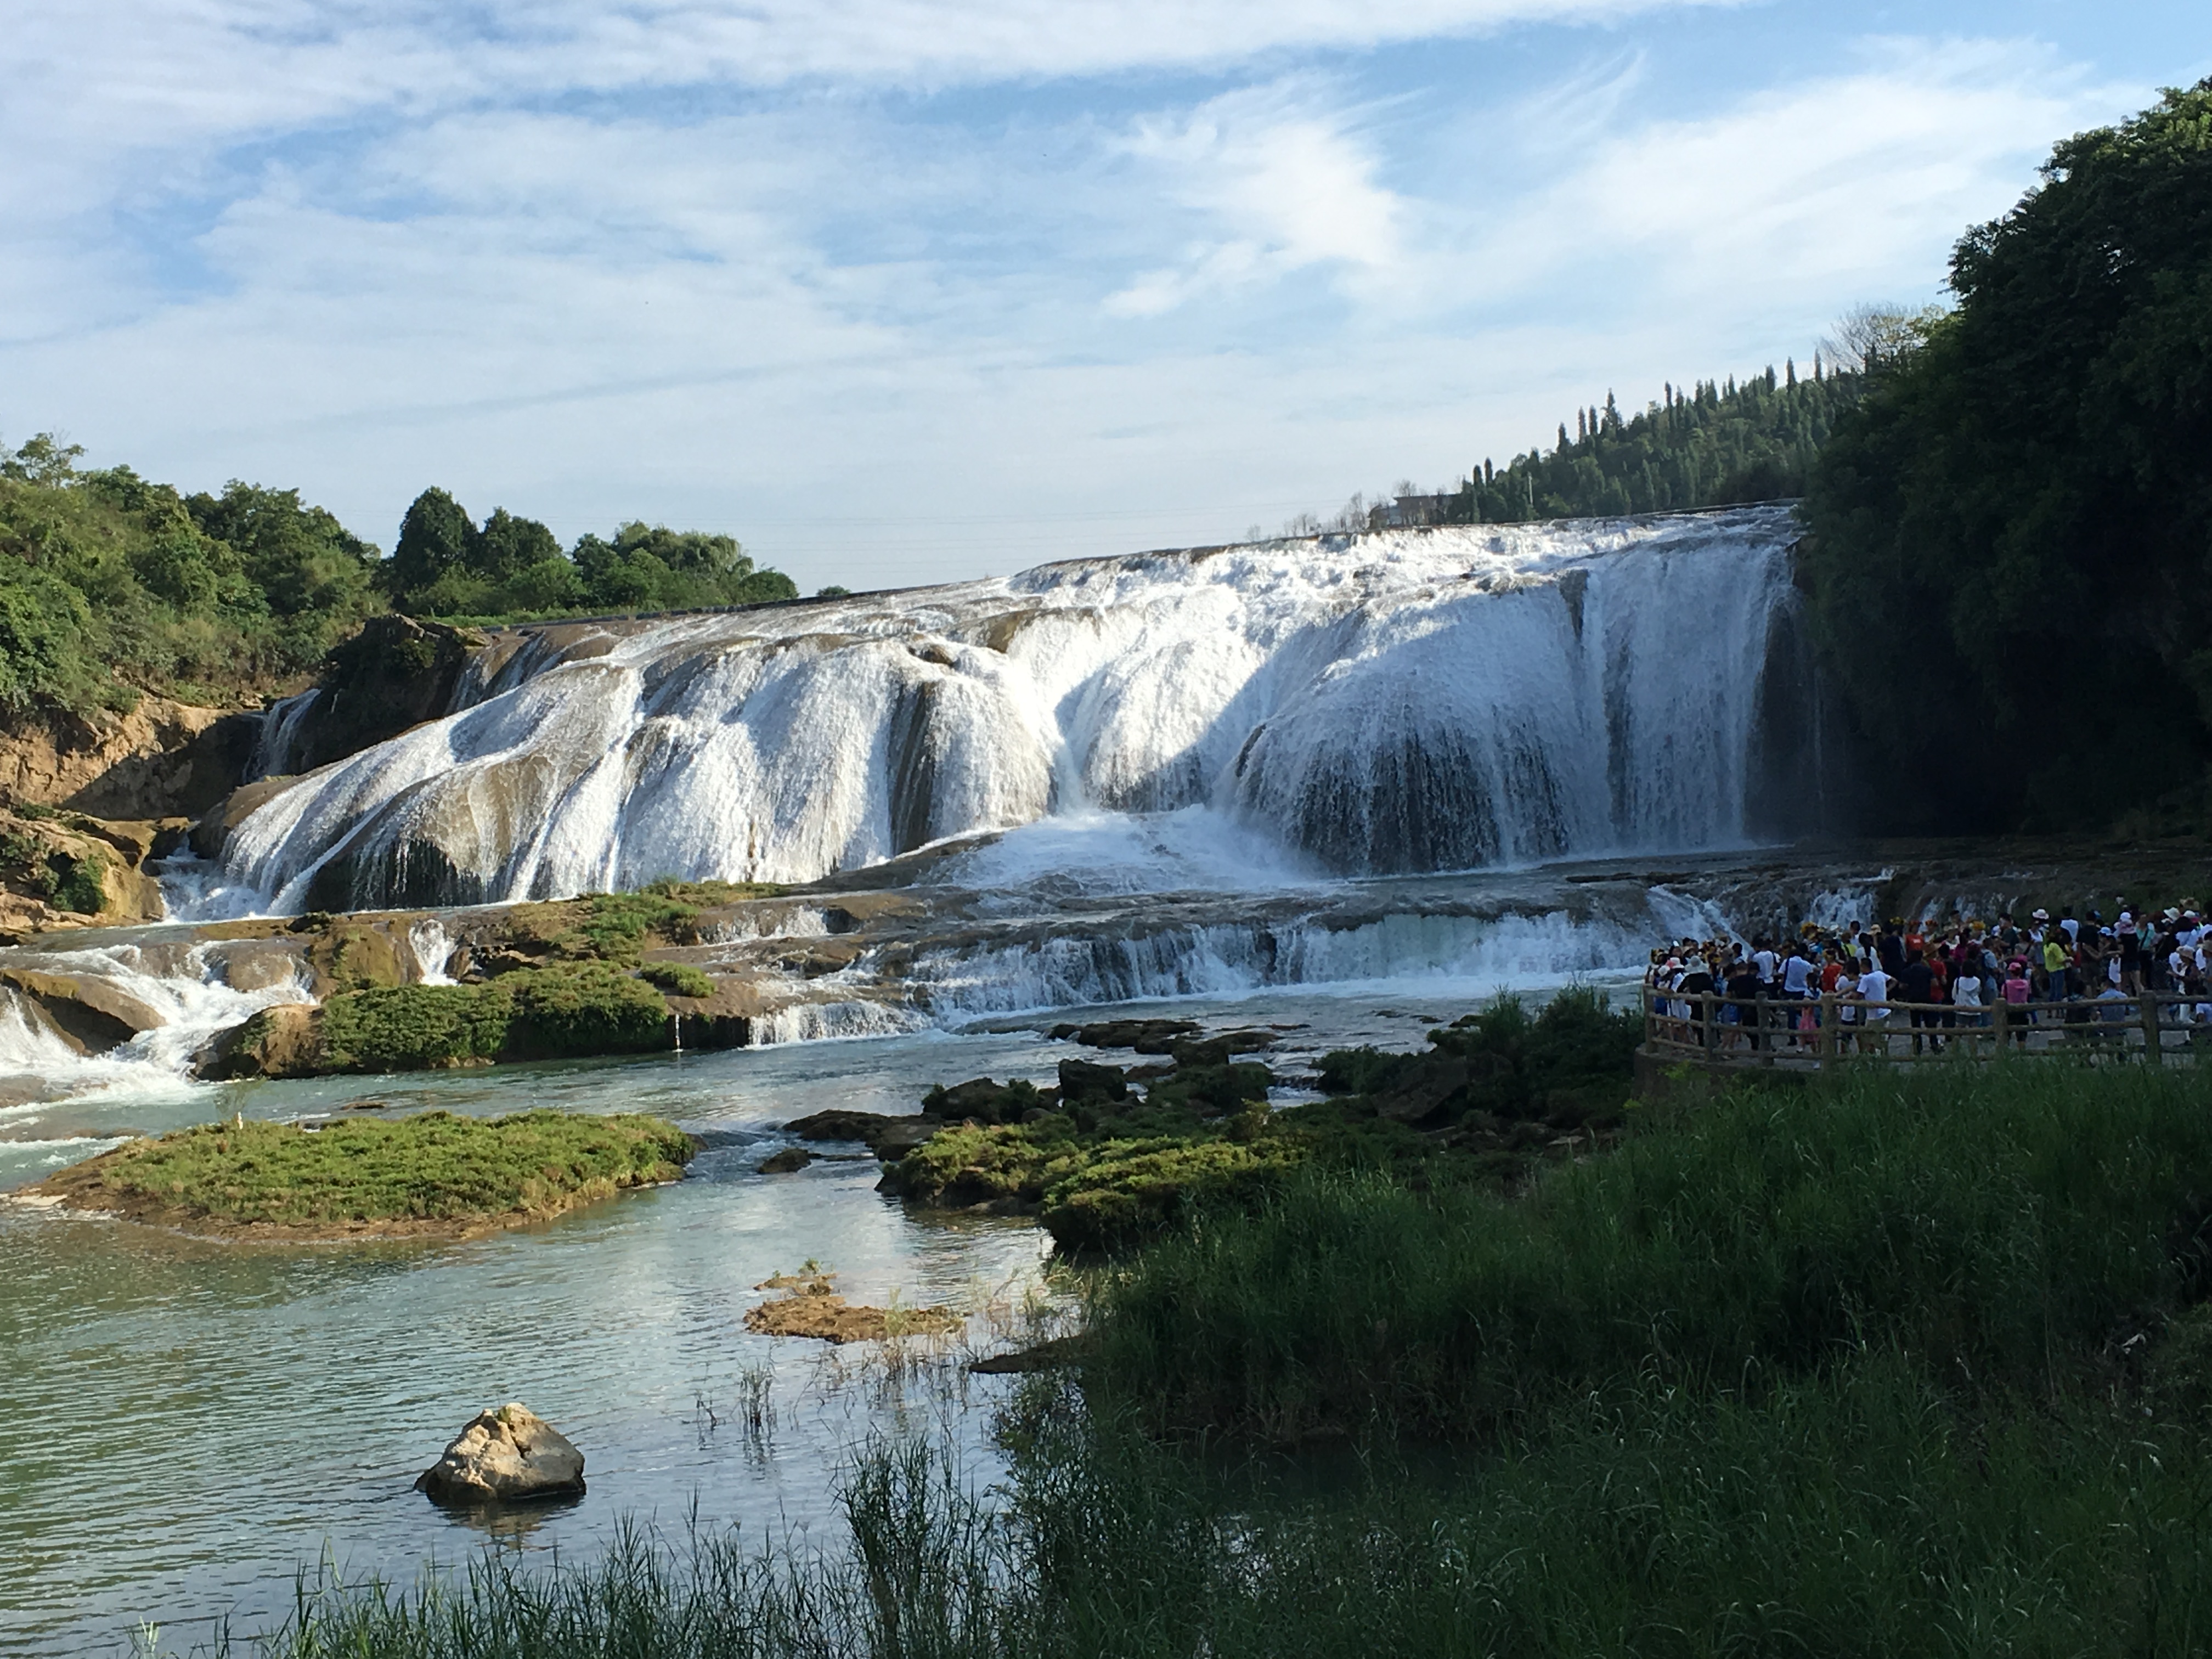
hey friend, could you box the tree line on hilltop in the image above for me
[0,449,798,720]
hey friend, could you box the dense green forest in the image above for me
[384,487,797,619]
[0,436,382,716]
[1799,77,2212,831]
[0,446,795,722]
[1452,360,1862,523]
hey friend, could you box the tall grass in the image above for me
[1087,1062,2212,1440]
[170,1064,2212,1657]
[194,1356,2212,1659]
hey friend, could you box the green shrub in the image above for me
[319,983,511,1071]
[316,962,670,1072]
[637,961,714,999]
[1041,1138,1304,1254]
[502,962,670,1059]
[46,849,106,914]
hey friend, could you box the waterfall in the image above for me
[0,943,314,1103]
[179,508,1804,918]
[246,689,323,782]
[406,918,457,986]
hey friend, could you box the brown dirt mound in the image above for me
[743,1272,963,1344]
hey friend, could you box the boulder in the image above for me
[191,1003,321,1079]
[416,1402,585,1504]
[1051,1018,1199,1053]
[785,1109,944,1158]
[757,1147,814,1174]
[1057,1057,1129,1105]
[189,775,298,861]
[0,968,166,1053]
[919,1076,1046,1125]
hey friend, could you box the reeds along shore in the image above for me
[189,1064,2212,1657]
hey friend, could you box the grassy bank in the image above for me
[1086,1060,2212,1440]
[162,1063,2212,1655]
[885,988,1640,1250]
[32,1109,695,1239]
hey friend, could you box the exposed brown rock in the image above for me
[756,1147,814,1174]
[416,1403,585,1504]
[0,968,166,1053]
[743,1272,962,1345]
[0,697,255,820]
[189,774,300,860]
[192,1002,321,1079]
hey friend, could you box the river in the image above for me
[0,983,1533,1657]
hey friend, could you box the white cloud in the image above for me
[1464,39,2116,315]
[0,13,2163,594]
[1105,84,1405,316]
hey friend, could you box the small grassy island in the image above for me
[25,1109,696,1241]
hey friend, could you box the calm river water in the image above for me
[0,989,1478,1657]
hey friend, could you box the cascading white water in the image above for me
[179,509,1803,918]
[247,688,322,781]
[406,918,456,986]
[0,944,314,1102]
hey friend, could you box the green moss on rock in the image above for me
[638,961,714,999]
[31,1108,695,1238]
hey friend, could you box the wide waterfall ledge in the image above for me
[181,507,1819,920]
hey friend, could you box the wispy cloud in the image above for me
[0,1,2169,590]
[1105,84,1406,317]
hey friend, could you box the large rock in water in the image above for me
[415,1403,585,1503]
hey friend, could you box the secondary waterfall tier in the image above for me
[194,509,1805,916]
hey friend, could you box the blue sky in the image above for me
[4,1,2207,590]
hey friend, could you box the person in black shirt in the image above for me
[1724,959,1762,1051]
[1900,948,1938,1054]
[1878,923,1907,980]
[1678,957,1717,1046]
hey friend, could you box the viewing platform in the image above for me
[1639,985,2211,1074]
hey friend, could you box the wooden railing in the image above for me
[1640,984,2212,1070]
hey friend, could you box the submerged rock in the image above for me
[756,1147,814,1174]
[1050,1017,1199,1053]
[416,1403,585,1504]
[785,1109,943,1159]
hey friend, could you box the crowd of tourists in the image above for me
[1647,900,2212,1051]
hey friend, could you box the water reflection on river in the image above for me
[0,991,1496,1657]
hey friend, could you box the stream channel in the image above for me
[1,979,1531,1657]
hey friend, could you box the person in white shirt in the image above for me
[1855,963,1892,1052]
[1951,965,1985,1029]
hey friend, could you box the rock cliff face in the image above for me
[250,616,492,780]
[0,698,258,820]
[0,809,186,936]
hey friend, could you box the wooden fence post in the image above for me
[1993,997,2008,1053]
[2142,992,2164,1066]
[1819,994,1837,1070]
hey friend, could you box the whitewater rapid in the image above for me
[186,509,1804,917]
